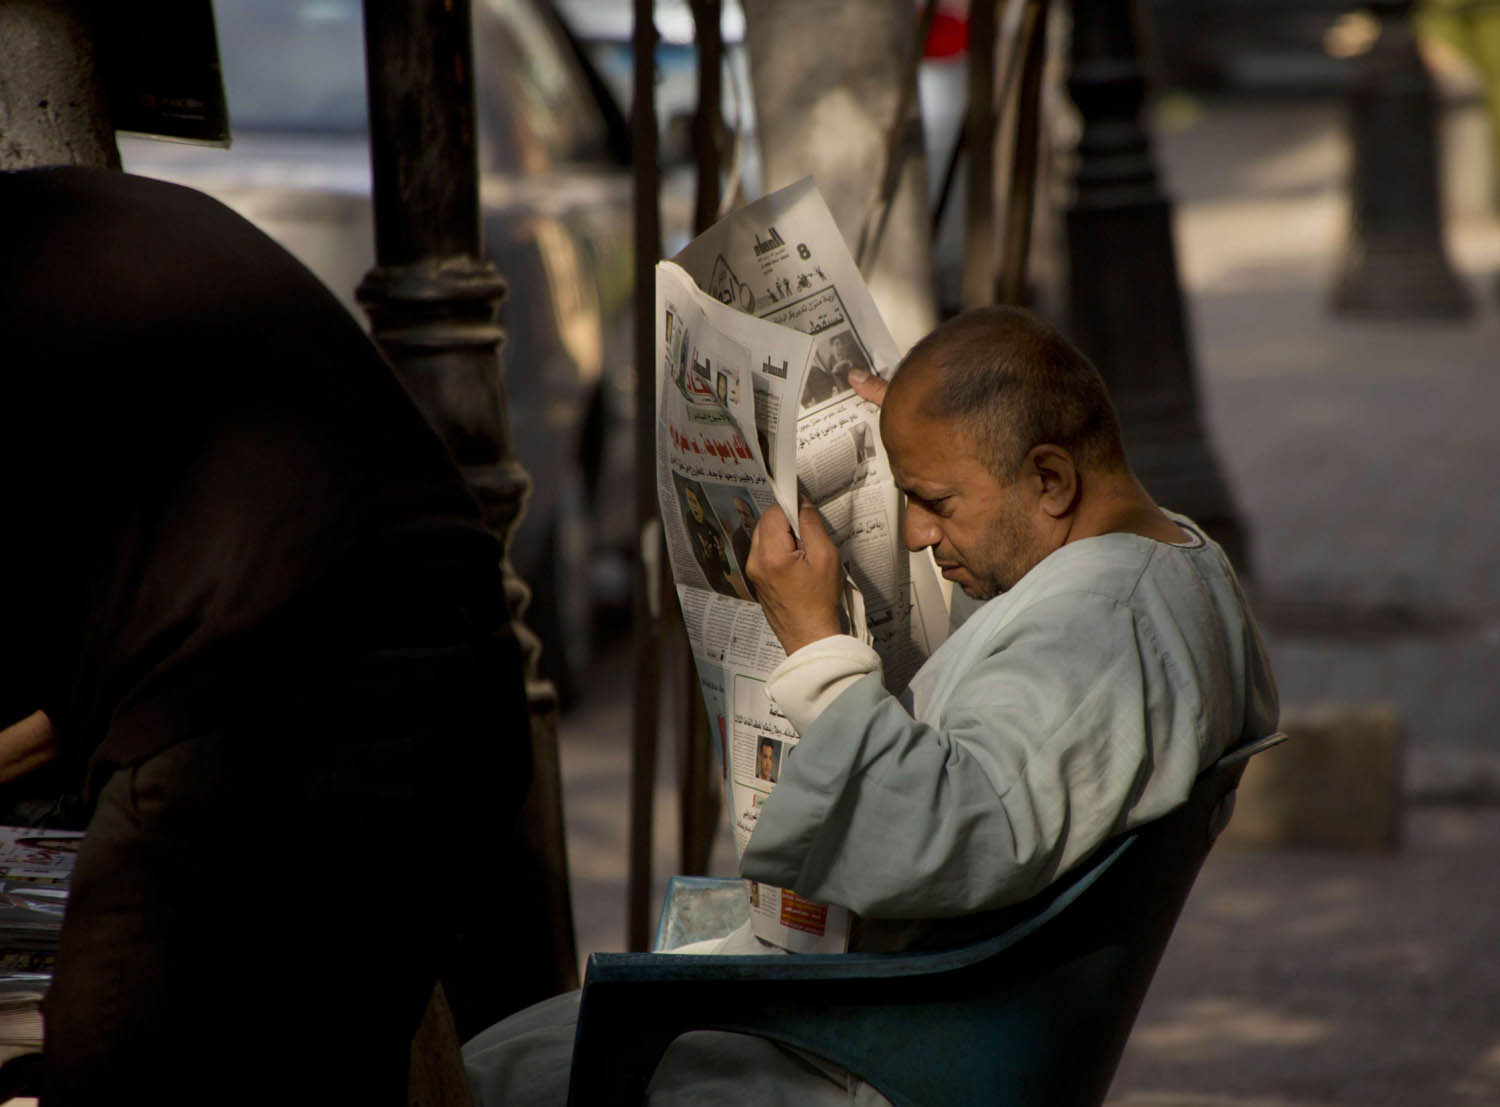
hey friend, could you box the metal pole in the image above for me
[678,0,725,880]
[962,0,1000,310]
[1063,0,1250,573]
[357,0,577,1033]
[689,0,724,233]
[627,0,664,953]
[996,0,1050,305]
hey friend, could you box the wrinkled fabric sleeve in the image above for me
[740,592,1194,919]
[765,636,882,736]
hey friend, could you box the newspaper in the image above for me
[655,179,950,953]
[0,827,83,1059]
[0,827,81,954]
[0,828,82,885]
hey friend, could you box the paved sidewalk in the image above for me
[1164,97,1500,773]
[1108,807,1500,1107]
[1106,94,1500,1107]
[555,95,1500,1105]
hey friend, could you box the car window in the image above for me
[212,0,368,133]
[474,0,613,173]
[209,0,612,167]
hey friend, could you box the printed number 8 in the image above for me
[797,243,810,259]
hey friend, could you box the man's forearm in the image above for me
[0,711,59,784]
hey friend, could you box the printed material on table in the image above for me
[655,179,949,953]
[0,827,82,1061]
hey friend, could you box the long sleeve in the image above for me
[740,590,1207,919]
[764,636,881,735]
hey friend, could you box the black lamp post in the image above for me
[627,0,665,955]
[1332,0,1473,318]
[358,0,578,1035]
[1064,0,1250,573]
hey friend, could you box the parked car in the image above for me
[557,0,970,304]
[120,0,647,699]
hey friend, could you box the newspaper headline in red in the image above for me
[668,421,754,465]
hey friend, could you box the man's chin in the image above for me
[956,577,1002,602]
[939,562,1002,601]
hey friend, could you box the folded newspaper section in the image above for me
[655,179,949,954]
[0,827,83,1061]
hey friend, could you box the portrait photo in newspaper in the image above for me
[671,473,752,601]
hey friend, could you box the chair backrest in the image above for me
[568,733,1285,1107]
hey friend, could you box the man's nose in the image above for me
[902,502,941,552]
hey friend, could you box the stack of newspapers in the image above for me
[0,827,82,1061]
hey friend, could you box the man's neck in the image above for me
[1071,472,1191,546]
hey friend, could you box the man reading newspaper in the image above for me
[739,306,1278,953]
[464,305,1278,1105]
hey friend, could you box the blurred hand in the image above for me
[746,502,844,655]
[847,368,888,407]
[0,710,57,785]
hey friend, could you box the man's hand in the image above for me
[847,368,888,407]
[746,502,844,655]
[0,711,58,785]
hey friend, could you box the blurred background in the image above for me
[116,1,1500,1102]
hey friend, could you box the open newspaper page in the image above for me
[655,180,949,953]
[672,177,950,685]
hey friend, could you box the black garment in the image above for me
[729,524,757,601]
[0,167,531,1101]
[684,513,737,598]
[798,363,838,408]
[730,525,752,576]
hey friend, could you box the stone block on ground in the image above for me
[1220,702,1403,851]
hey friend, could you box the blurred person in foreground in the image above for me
[0,166,533,1103]
[463,306,1277,1105]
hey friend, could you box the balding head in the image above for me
[887,306,1127,481]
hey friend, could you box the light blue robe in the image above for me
[464,517,1278,1104]
[743,517,1279,950]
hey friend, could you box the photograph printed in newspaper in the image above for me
[655,179,950,953]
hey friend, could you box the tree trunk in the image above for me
[742,0,938,351]
[0,0,118,170]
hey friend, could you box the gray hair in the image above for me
[899,306,1127,480]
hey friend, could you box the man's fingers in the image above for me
[847,368,887,407]
[749,504,797,560]
[796,501,836,556]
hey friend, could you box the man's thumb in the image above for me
[848,368,887,407]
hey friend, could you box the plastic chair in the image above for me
[566,732,1286,1107]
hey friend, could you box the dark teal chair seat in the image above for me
[567,733,1285,1107]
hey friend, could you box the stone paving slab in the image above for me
[1107,808,1500,1106]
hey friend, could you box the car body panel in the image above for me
[118,0,641,685]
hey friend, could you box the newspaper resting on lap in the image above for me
[656,178,950,953]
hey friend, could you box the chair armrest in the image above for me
[1216,731,1288,770]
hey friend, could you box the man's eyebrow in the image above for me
[896,471,951,492]
[899,481,954,502]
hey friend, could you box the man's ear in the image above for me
[1025,444,1079,519]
